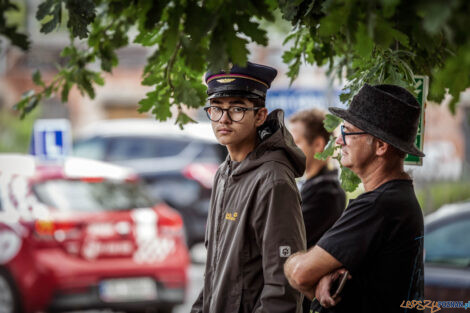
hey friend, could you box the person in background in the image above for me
[289,109,346,313]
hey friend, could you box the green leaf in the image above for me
[61,82,71,102]
[144,1,164,30]
[237,17,268,45]
[36,0,55,20]
[184,3,211,43]
[278,0,303,22]
[421,2,452,35]
[315,136,337,160]
[175,111,196,129]
[139,87,172,121]
[38,0,62,34]
[1,26,30,50]
[65,0,96,39]
[208,27,229,72]
[226,35,249,66]
[174,79,203,108]
[340,166,361,192]
[92,73,105,86]
[354,24,374,58]
[323,114,341,132]
[380,0,400,18]
[32,70,45,87]
[138,90,159,113]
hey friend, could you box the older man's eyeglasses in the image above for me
[341,124,368,145]
[204,106,261,122]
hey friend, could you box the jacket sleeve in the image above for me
[190,288,203,313]
[252,179,306,313]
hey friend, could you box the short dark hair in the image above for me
[289,109,330,144]
[250,97,265,108]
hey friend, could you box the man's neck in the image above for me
[305,160,327,180]
[359,160,410,192]
[227,139,257,162]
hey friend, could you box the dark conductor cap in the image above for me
[205,61,278,100]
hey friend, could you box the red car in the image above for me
[0,154,189,313]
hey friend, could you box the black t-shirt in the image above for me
[300,167,346,249]
[300,167,346,313]
[317,179,424,313]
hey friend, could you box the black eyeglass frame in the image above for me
[204,106,262,122]
[340,124,368,145]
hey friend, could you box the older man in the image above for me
[284,84,425,313]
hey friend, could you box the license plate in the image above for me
[99,277,157,302]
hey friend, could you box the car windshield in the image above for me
[33,179,155,212]
[74,136,190,162]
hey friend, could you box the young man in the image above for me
[289,109,346,313]
[191,62,306,313]
[284,84,425,313]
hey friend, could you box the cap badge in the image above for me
[216,78,236,83]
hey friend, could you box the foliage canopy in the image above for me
[1,0,470,190]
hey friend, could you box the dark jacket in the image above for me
[300,166,346,249]
[191,109,307,313]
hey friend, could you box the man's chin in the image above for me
[216,137,231,146]
[340,159,352,168]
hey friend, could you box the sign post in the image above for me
[404,76,428,166]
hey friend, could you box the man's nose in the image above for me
[335,134,344,146]
[219,110,232,123]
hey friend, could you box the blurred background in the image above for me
[1,1,470,313]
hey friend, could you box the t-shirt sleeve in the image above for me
[316,194,385,274]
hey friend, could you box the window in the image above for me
[196,143,227,164]
[106,137,189,161]
[73,137,107,160]
[425,217,470,267]
[33,180,155,212]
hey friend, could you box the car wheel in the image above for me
[0,268,21,313]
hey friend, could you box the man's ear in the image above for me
[254,107,268,127]
[375,139,389,156]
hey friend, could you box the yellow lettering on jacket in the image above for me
[225,212,238,221]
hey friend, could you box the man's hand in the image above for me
[315,268,351,308]
[283,245,343,301]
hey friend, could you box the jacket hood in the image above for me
[229,109,306,178]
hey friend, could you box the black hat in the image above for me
[205,61,277,100]
[329,84,425,157]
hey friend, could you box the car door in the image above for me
[424,212,470,308]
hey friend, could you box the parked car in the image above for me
[424,201,470,309]
[73,119,227,247]
[0,154,189,313]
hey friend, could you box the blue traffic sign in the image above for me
[31,119,72,161]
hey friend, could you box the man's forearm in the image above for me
[284,246,343,296]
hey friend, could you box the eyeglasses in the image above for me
[204,106,262,122]
[340,124,368,145]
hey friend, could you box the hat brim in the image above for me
[329,107,425,157]
[207,91,263,100]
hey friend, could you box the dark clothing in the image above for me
[317,179,424,313]
[300,166,346,313]
[191,109,306,313]
[300,166,346,249]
